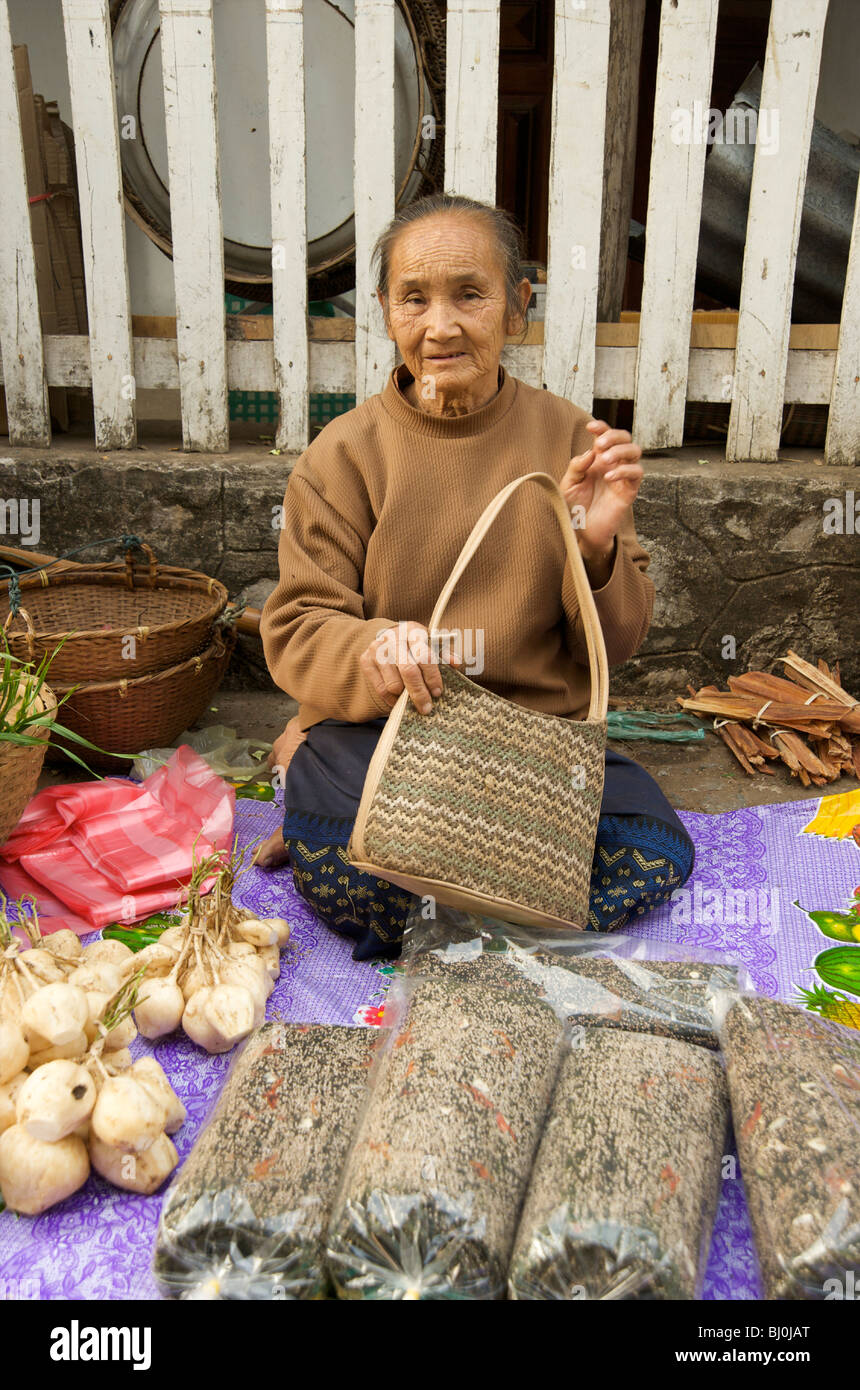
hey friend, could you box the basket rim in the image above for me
[0,681,57,751]
[48,629,236,695]
[0,566,229,647]
[0,560,228,590]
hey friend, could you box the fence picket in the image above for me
[158,0,228,451]
[354,0,396,403]
[266,0,309,451]
[633,0,718,447]
[726,0,829,462]
[61,0,136,449]
[543,0,611,408]
[444,0,500,201]
[824,167,860,466]
[0,0,50,446]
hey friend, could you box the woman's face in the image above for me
[378,213,530,406]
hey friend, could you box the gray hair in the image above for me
[372,193,530,336]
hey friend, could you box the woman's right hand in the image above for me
[360,621,460,715]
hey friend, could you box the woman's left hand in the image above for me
[561,419,643,560]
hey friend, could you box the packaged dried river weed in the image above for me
[154,1022,379,1299]
[405,913,742,1048]
[326,975,564,1299]
[718,994,860,1300]
[508,1028,729,1299]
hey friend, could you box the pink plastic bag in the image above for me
[0,745,235,935]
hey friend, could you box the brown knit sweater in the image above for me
[260,364,654,732]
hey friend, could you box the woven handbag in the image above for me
[347,471,610,931]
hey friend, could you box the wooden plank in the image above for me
[61,0,136,449]
[354,0,396,402]
[129,314,841,350]
[0,2,50,445]
[688,348,834,405]
[132,315,555,345]
[824,164,860,465]
[307,318,356,343]
[599,0,646,322]
[444,0,500,201]
[158,0,228,451]
[543,0,611,407]
[132,315,180,340]
[633,0,718,448]
[9,338,834,409]
[595,345,636,402]
[727,0,829,461]
[501,343,542,388]
[266,0,309,451]
[688,322,839,351]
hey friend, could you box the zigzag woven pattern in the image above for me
[361,665,607,925]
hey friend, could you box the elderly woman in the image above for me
[257,194,694,961]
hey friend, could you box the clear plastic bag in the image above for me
[131,724,272,782]
[508,1027,729,1300]
[326,974,565,1299]
[403,906,750,1049]
[153,1022,379,1300]
[715,992,860,1300]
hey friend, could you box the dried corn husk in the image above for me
[679,650,860,787]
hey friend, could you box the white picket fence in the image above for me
[0,0,857,463]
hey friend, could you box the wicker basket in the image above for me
[46,627,237,772]
[0,683,57,845]
[0,541,229,681]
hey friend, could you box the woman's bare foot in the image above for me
[252,830,290,869]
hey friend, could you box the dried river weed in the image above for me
[326,976,564,1299]
[410,940,738,1047]
[720,994,860,1300]
[508,1028,728,1299]
[154,1022,378,1299]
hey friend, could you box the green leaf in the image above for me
[0,729,50,749]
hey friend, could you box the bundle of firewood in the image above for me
[678,651,860,787]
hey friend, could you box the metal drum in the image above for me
[110,0,444,297]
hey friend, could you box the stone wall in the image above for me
[0,446,857,698]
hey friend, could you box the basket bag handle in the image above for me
[428,471,609,722]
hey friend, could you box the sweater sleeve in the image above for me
[558,407,655,667]
[260,462,397,722]
[562,504,655,667]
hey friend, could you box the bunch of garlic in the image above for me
[131,887,290,1054]
[0,927,142,1078]
[0,841,291,1210]
[0,952,185,1214]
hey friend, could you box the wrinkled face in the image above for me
[379,213,526,398]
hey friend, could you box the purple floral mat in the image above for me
[1,793,857,1300]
